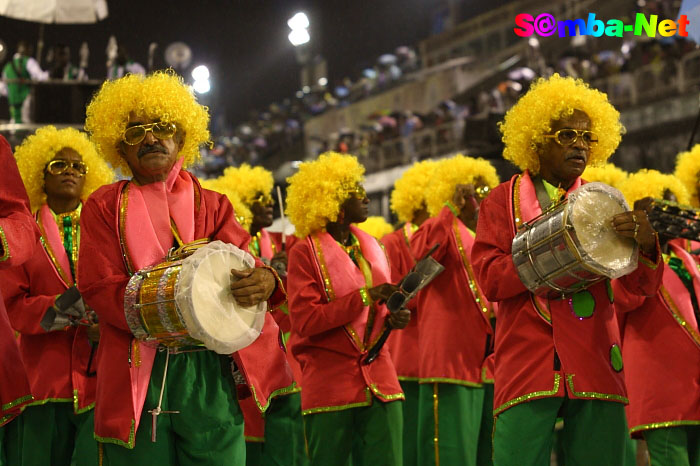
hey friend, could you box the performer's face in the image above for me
[44,148,85,204]
[341,184,369,224]
[119,113,183,184]
[251,192,274,229]
[538,109,592,188]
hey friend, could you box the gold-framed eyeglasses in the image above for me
[122,121,177,145]
[45,159,88,176]
[475,185,490,199]
[346,185,367,200]
[253,193,274,205]
[543,129,598,147]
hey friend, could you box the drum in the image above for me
[124,240,266,354]
[512,182,638,299]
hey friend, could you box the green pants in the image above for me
[644,425,700,466]
[400,381,420,466]
[417,382,492,466]
[101,349,245,465]
[255,392,308,466]
[2,402,97,466]
[303,399,403,466]
[494,396,627,466]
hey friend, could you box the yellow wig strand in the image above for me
[582,163,628,190]
[499,74,624,174]
[84,71,210,175]
[425,155,500,216]
[390,160,437,224]
[619,169,690,207]
[286,152,365,238]
[14,126,114,212]
[357,216,394,239]
[200,178,252,231]
[219,164,274,208]
[674,145,700,207]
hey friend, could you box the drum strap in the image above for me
[147,349,180,442]
[532,176,555,212]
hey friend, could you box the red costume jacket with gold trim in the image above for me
[0,204,97,414]
[382,224,419,380]
[615,240,700,436]
[0,135,37,425]
[411,207,495,386]
[78,174,293,448]
[472,173,663,415]
[287,227,403,414]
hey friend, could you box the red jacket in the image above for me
[471,173,662,415]
[382,224,419,380]
[615,241,700,436]
[0,204,97,414]
[0,135,36,425]
[287,228,403,414]
[78,176,293,448]
[411,207,495,385]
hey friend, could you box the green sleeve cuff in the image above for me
[444,201,460,217]
[0,226,9,263]
[359,287,372,306]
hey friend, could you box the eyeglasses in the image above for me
[475,185,490,199]
[253,193,273,205]
[543,129,598,147]
[347,185,367,200]
[45,159,88,176]
[122,121,177,145]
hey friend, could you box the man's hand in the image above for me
[230,267,276,307]
[86,324,100,344]
[270,251,288,277]
[388,309,411,329]
[368,283,400,303]
[611,209,657,255]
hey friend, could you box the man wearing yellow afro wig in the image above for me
[409,154,499,466]
[674,144,700,208]
[382,159,435,466]
[217,164,306,466]
[615,170,700,466]
[285,152,410,466]
[78,71,292,464]
[0,126,112,465]
[472,74,663,465]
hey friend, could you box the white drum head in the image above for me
[568,182,638,279]
[175,240,266,354]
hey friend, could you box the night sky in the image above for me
[0,0,510,127]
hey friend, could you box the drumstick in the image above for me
[276,186,287,249]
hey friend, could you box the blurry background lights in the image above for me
[193,78,210,94]
[288,12,310,46]
[191,65,210,81]
[287,12,309,31]
[318,77,328,86]
[288,28,310,46]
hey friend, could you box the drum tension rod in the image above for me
[148,349,180,442]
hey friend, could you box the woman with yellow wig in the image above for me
[408,154,499,466]
[286,152,410,466]
[0,126,113,465]
[582,162,629,190]
[674,145,700,208]
[472,74,662,466]
[615,170,700,466]
[356,216,394,239]
[382,159,435,466]
[77,71,293,464]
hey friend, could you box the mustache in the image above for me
[138,144,167,158]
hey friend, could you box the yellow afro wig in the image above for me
[286,152,365,238]
[619,169,690,207]
[499,74,624,174]
[425,155,500,216]
[390,160,437,223]
[219,164,274,208]
[84,70,210,175]
[674,145,700,207]
[357,216,394,239]
[582,163,628,189]
[200,177,253,231]
[14,125,114,211]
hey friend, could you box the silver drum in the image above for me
[511,182,638,299]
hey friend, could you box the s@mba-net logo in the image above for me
[514,12,690,38]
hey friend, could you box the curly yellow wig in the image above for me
[619,169,690,207]
[84,71,210,175]
[674,145,700,207]
[357,216,394,239]
[200,177,253,231]
[499,74,624,174]
[219,164,274,208]
[390,160,437,223]
[286,152,365,238]
[14,126,114,211]
[425,155,500,216]
[582,163,628,189]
